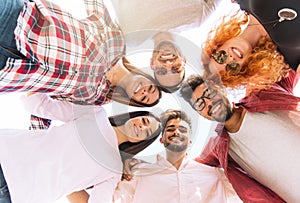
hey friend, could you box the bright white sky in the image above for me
[0,0,244,202]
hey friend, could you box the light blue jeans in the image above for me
[0,0,25,70]
[0,165,11,203]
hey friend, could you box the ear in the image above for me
[159,137,163,143]
[183,57,187,66]
[150,58,154,70]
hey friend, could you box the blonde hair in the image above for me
[203,11,290,89]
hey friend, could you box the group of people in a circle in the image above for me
[0,0,299,202]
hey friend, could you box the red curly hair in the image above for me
[203,11,290,89]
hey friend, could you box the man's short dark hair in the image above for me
[180,74,205,104]
[160,109,192,135]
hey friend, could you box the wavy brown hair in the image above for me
[203,11,290,89]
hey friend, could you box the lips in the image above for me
[168,135,183,142]
[231,47,243,58]
[208,101,223,116]
[134,83,142,94]
[134,125,139,137]
[159,52,177,60]
[211,103,221,114]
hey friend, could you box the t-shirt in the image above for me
[237,0,300,70]
[229,110,300,202]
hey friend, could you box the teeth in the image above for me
[232,48,242,58]
[160,53,176,60]
[211,103,221,114]
[169,136,182,141]
[134,83,142,93]
[134,125,138,135]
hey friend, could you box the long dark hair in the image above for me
[109,111,162,162]
[107,57,162,107]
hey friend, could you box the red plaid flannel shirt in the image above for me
[0,0,125,105]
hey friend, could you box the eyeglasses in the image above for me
[192,88,218,111]
[211,50,242,75]
[154,66,181,75]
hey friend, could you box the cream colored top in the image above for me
[111,0,222,45]
[229,111,300,203]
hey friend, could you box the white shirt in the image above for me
[111,0,222,34]
[0,95,123,203]
[229,110,300,203]
[114,154,241,203]
[110,0,222,46]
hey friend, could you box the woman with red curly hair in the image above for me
[203,0,299,89]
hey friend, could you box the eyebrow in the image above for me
[149,85,156,94]
[166,124,176,129]
[166,125,188,130]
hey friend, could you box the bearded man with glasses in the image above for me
[180,71,300,202]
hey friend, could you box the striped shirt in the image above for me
[0,0,125,105]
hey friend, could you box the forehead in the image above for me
[165,118,190,130]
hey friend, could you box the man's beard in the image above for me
[214,105,233,122]
[164,142,188,152]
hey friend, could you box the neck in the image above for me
[113,126,128,145]
[224,107,246,133]
[105,57,132,87]
[166,150,186,170]
[240,14,269,47]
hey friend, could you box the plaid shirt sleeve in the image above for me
[0,0,125,106]
[83,0,105,16]
[29,115,51,130]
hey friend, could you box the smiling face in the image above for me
[161,118,191,152]
[204,37,252,83]
[125,75,160,105]
[151,41,185,87]
[190,83,232,122]
[123,115,161,143]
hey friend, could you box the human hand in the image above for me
[122,158,141,181]
[231,0,238,3]
[27,92,36,96]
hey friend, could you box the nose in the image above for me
[135,86,149,96]
[164,60,174,69]
[226,54,236,63]
[173,129,180,135]
[138,122,149,134]
[204,98,213,110]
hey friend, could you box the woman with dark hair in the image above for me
[28,57,162,130]
[0,94,161,203]
[0,0,162,107]
[202,0,299,89]
[106,57,162,107]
